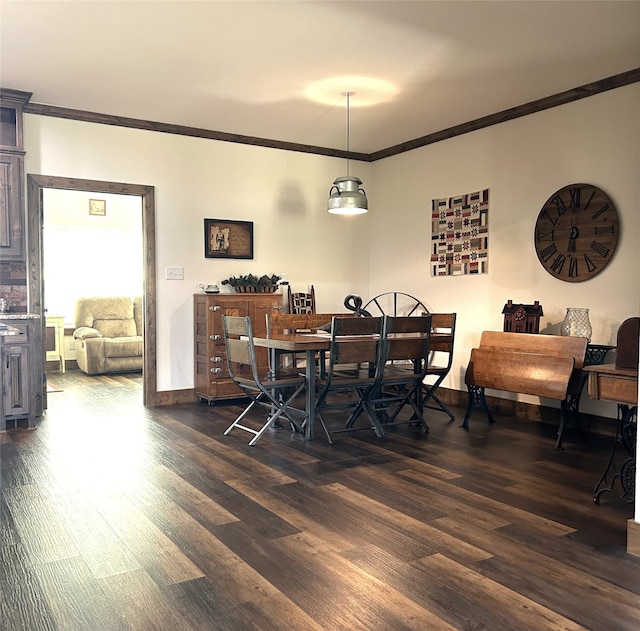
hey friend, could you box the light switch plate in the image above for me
[165,266,184,280]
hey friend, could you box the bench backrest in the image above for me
[465,347,575,400]
[478,331,588,369]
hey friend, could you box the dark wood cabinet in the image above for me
[0,89,31,262]
[194,292,283,403]
[1,317,42,430]
[0,152,25,259]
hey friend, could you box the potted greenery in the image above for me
[221,273,283,293]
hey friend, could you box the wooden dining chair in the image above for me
[222,315,306,445]
[421,313,457,421]
[287,284,316,314]
[314,316,386,444]
[365,315,433,433]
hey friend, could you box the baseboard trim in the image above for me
[149,388,197,406]
[435,387,618,438]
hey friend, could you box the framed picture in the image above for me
[204,219,254,259]
[89,199,106,216]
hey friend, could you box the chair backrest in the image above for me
[287,285,316,314]
[222,315,258,381]
[616,316,639,369]
[327,316,385,371]
[384,315,432,386]
[428,312,456,358]
[384,315,432,368]
[74,296,138,338]
[266,312,353,335]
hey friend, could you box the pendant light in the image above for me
[327,92,368,215]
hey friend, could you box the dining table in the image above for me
[251,329,453,441]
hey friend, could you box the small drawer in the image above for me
[1,321,29,343]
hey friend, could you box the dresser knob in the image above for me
[209,334,221,341]
[209,305,222,312]
[209,367,222,374]
[210,356,222,363]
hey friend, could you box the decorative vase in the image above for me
[560,307,592,341]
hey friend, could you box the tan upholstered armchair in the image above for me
[73,297,143,375]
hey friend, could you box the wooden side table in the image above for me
[45,315,65,373]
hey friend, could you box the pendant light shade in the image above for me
[327,92,368,215]
[328,176,368,215]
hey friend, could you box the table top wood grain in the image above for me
[583,363,638,406]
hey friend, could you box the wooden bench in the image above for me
[463,331,588,449]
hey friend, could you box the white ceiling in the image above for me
[1,1,639,155]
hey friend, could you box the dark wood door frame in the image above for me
[26,174,159,406]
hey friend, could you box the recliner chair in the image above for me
[73,296,143,375]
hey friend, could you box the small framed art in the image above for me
[204,219,254,259]
[89,199,106,216]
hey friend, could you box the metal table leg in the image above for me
[304,348,317,440]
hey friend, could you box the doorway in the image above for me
[26,175,158,406]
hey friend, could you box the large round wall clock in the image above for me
[534,183,620,282]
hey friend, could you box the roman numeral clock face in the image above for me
[534,184,620,282]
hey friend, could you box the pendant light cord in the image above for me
[345,92,352,177]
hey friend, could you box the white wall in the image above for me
[24,84,638,409]
[370,83,640,419]
[25,116,372,390]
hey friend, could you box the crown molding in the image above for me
[20,68,640,162]
[369,68,640,160]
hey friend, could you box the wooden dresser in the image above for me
[194,292,284,404]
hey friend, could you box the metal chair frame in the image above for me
[421,313,457,421]
[222,315,306,446]
[366,315,433,433]
[315,316,386,444]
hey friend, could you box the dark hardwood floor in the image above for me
[1,369,638,630]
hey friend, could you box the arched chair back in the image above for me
[287,285,316,314]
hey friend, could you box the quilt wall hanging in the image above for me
[430,188,489,276]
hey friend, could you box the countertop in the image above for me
[0,313,41,320]
[0,323,22,336]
